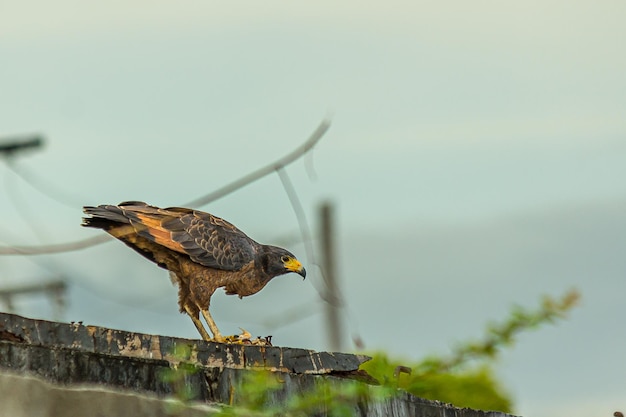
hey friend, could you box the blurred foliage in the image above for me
[362,355,512,412]
[158,343,204,414]
[361,288,580,412]
[214,370,394,417]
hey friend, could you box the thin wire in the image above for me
[276,167,342,308]
[3,162,50,242]
[0,119,331,255]
[0,224,190,317]
[304,146,318,181]
[0,235,111,255]
[303,111,331,182]
[184,119,330,207]
[0,198,177,319]
[4,158,87,209]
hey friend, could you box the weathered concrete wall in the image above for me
[0,311,366,375]
[0,371,216,417]
[0,312,515,417]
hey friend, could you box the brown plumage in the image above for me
[82,201,306,342]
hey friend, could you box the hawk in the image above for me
[82,201,306,342]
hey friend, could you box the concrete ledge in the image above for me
[0,312,366,374]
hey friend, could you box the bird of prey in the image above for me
[82,201,306,342]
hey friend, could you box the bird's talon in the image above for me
[238,327,252,341]
[211,330,273,346]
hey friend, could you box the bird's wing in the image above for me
[115,203,257,270]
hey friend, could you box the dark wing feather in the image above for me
[119,204,256,270]
[161,208,257,270]
[83,202,258,270]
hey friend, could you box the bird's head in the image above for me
[262,246,306,279]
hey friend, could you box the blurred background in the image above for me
[1,1,625,416]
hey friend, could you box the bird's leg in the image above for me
[200,308,224,342]
[183,304,212,341]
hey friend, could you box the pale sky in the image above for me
[1,2,626,416]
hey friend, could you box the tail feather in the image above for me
[82,205,132,229]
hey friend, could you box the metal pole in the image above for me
[320,201,343,351]
[0,279,67,320]
[0,134,44,156]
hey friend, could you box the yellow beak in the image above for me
[284,258,306,278]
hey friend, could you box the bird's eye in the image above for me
[281,255,290,263]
